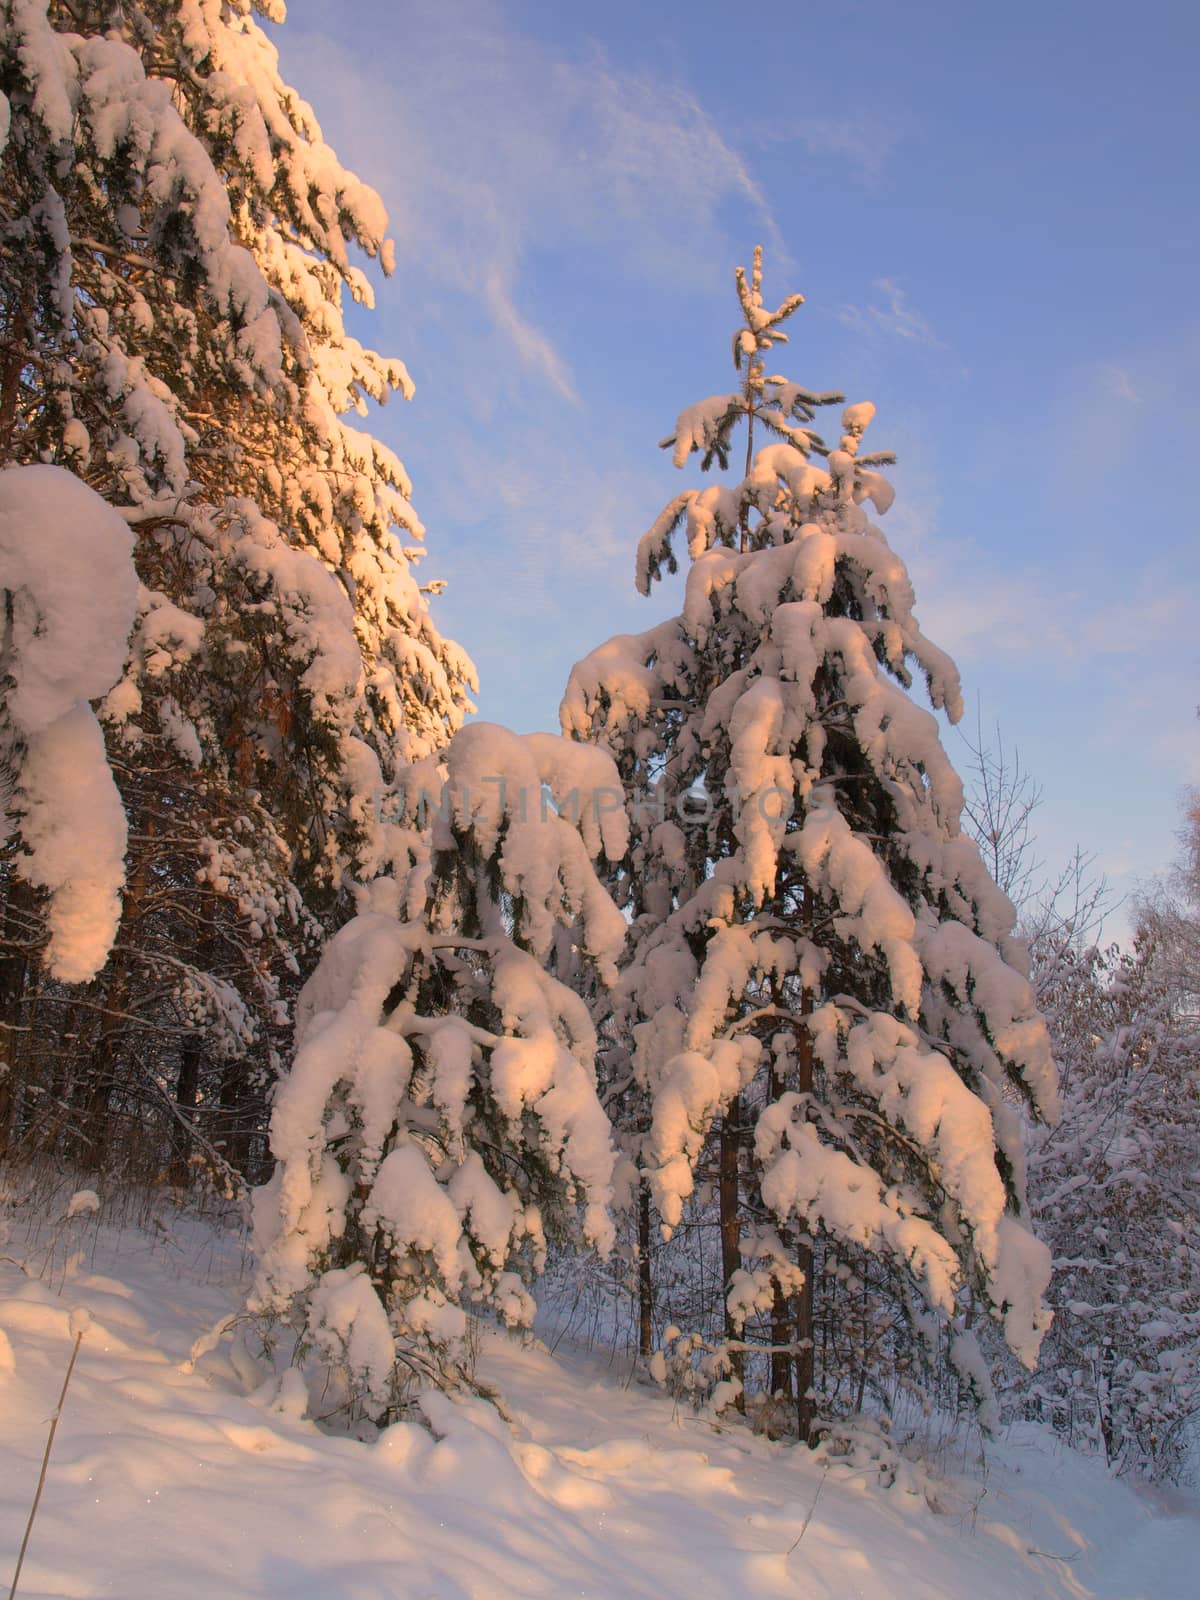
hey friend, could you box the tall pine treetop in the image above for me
[563,251,1058,1410]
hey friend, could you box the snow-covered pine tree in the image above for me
[250,724,624,1419]
[0,2,474,1177]
[562,249,1058,1436]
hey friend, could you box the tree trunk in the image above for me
[770,1280,794,1402]
[218,1056,253,1179]
[0,874,40,1158]
[719,1093,745,1410]
[637,1180,654,1359]
[74,969,127,1173]
[765,1041,794,1404]
[0,288,34,465]
[795,1237,815,1443]
[795,959,817,1445]
[171,1035,201,1185]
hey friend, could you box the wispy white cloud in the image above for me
[838,278,942,346]
[804,117,898,183]
[424,436,672,726]
[749,112,902,186]
[883,439,1190,671]
[1051,330,1200,493]
[280,2,782,400]
[1099,363,1141,404]
[917,569,1186,667]
[484,271,578,404]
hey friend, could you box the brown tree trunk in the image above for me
[218,1056,252,1178]
[765,1038,794,1404]
[0,874,40,1158]
[0,294,33,466]
[68,811,152,1172]
[171,1035,201,1185]
[74,966,129,1173]
[770,1281,794,1402]
[795,1237,816,1444]
[719,1092,745,1410]
[34,990,90,1160]
[795,982,816,1445]
[637,1180,654,1359]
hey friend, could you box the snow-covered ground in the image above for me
[2,1189,1197,1600]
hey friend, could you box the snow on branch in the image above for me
[1,466,139,981]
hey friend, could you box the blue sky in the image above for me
[273,0,1199,931]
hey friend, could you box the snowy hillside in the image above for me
[2,1193,1196,1600]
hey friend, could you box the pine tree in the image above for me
[562,249,1058,1436]
[250,724,624,1418]
[0,1,475,1179]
